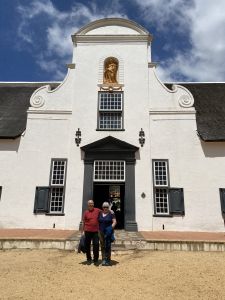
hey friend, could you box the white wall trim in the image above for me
[149,110,196,115]
[73,35,151,45]
[28,110,72,115]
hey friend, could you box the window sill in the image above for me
[96,129,125,131]
[45,213,65,216]
[153,214,173,218]
[153,214,185,217]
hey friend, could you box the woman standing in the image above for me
[99,202,117,266]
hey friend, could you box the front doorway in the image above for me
[93,183,125,229]
[81,136,138,231]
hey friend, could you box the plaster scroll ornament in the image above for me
[178,94,194,108]
[103,57,118,84]
[30,95,45,108]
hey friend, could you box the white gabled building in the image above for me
[1,18,225,232]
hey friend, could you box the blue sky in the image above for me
[1,0,225,82]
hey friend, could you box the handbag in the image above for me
[77,235,86,253]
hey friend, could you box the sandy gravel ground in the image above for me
[0,249,225,300]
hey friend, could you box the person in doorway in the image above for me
[111,201,117,213]
[81,200,101,265]
[99,202,117,266]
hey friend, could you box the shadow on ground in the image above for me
[80,259,119,266]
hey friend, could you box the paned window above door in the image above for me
[94,160,125,182]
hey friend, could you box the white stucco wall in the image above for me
[149,113,225,231]
[146,69,225,232]
[86,26,139,35]
[0,18,224,232]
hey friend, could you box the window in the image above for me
[153,160,169,215]
[154,161,168,186]
[98,92,123,130]
[34,159,67,215]
[155,188,169,215]
[153,160,184,216]
[49,160,67,213]
[94,160,125,182]
[51,160,66,185]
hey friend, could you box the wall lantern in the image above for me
[75,128,81,146]
[139,128,145,147]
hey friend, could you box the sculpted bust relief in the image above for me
[103,57,118,84]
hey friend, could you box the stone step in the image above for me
[111,244,137,251]
[1,238,225,252]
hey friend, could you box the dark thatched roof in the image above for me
[0,82,225,141]
[0,83,59,138]
[166,83,225,141]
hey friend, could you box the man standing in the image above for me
[82,200,100,265]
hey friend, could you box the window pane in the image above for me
[99,112,122,129]
[49,187,64,213]
[153,161,168,186]
[51,160,66,186]
[99,92,122,111]
[155,188,169,214]
[94,160,125,182]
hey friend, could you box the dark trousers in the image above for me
[99,231,111,261]
[85,231,99,261]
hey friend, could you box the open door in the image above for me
[93,183,124,229]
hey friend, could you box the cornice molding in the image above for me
[149,110,196,115]
[98,83,124,91]
[72,34,152,45]
[66,63,76,69]
[148,62,157,68]
[28,109,72,115]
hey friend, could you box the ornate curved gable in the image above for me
[72,18,152,44]
[75,18,150,35]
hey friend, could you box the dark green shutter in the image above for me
[34,186,49,213]
[169,188,184,215]
[219,188,225,213]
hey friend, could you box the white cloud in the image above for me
[16,0,225,81]
[36,55,65,80]
[134,0,225,81]
[16,0,127,80]
[134,0,192,32]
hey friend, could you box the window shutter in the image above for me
[34,187,49,213]
[169,188,184,215]
[219,188,225,213]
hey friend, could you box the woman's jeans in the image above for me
[99,231,112,261]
